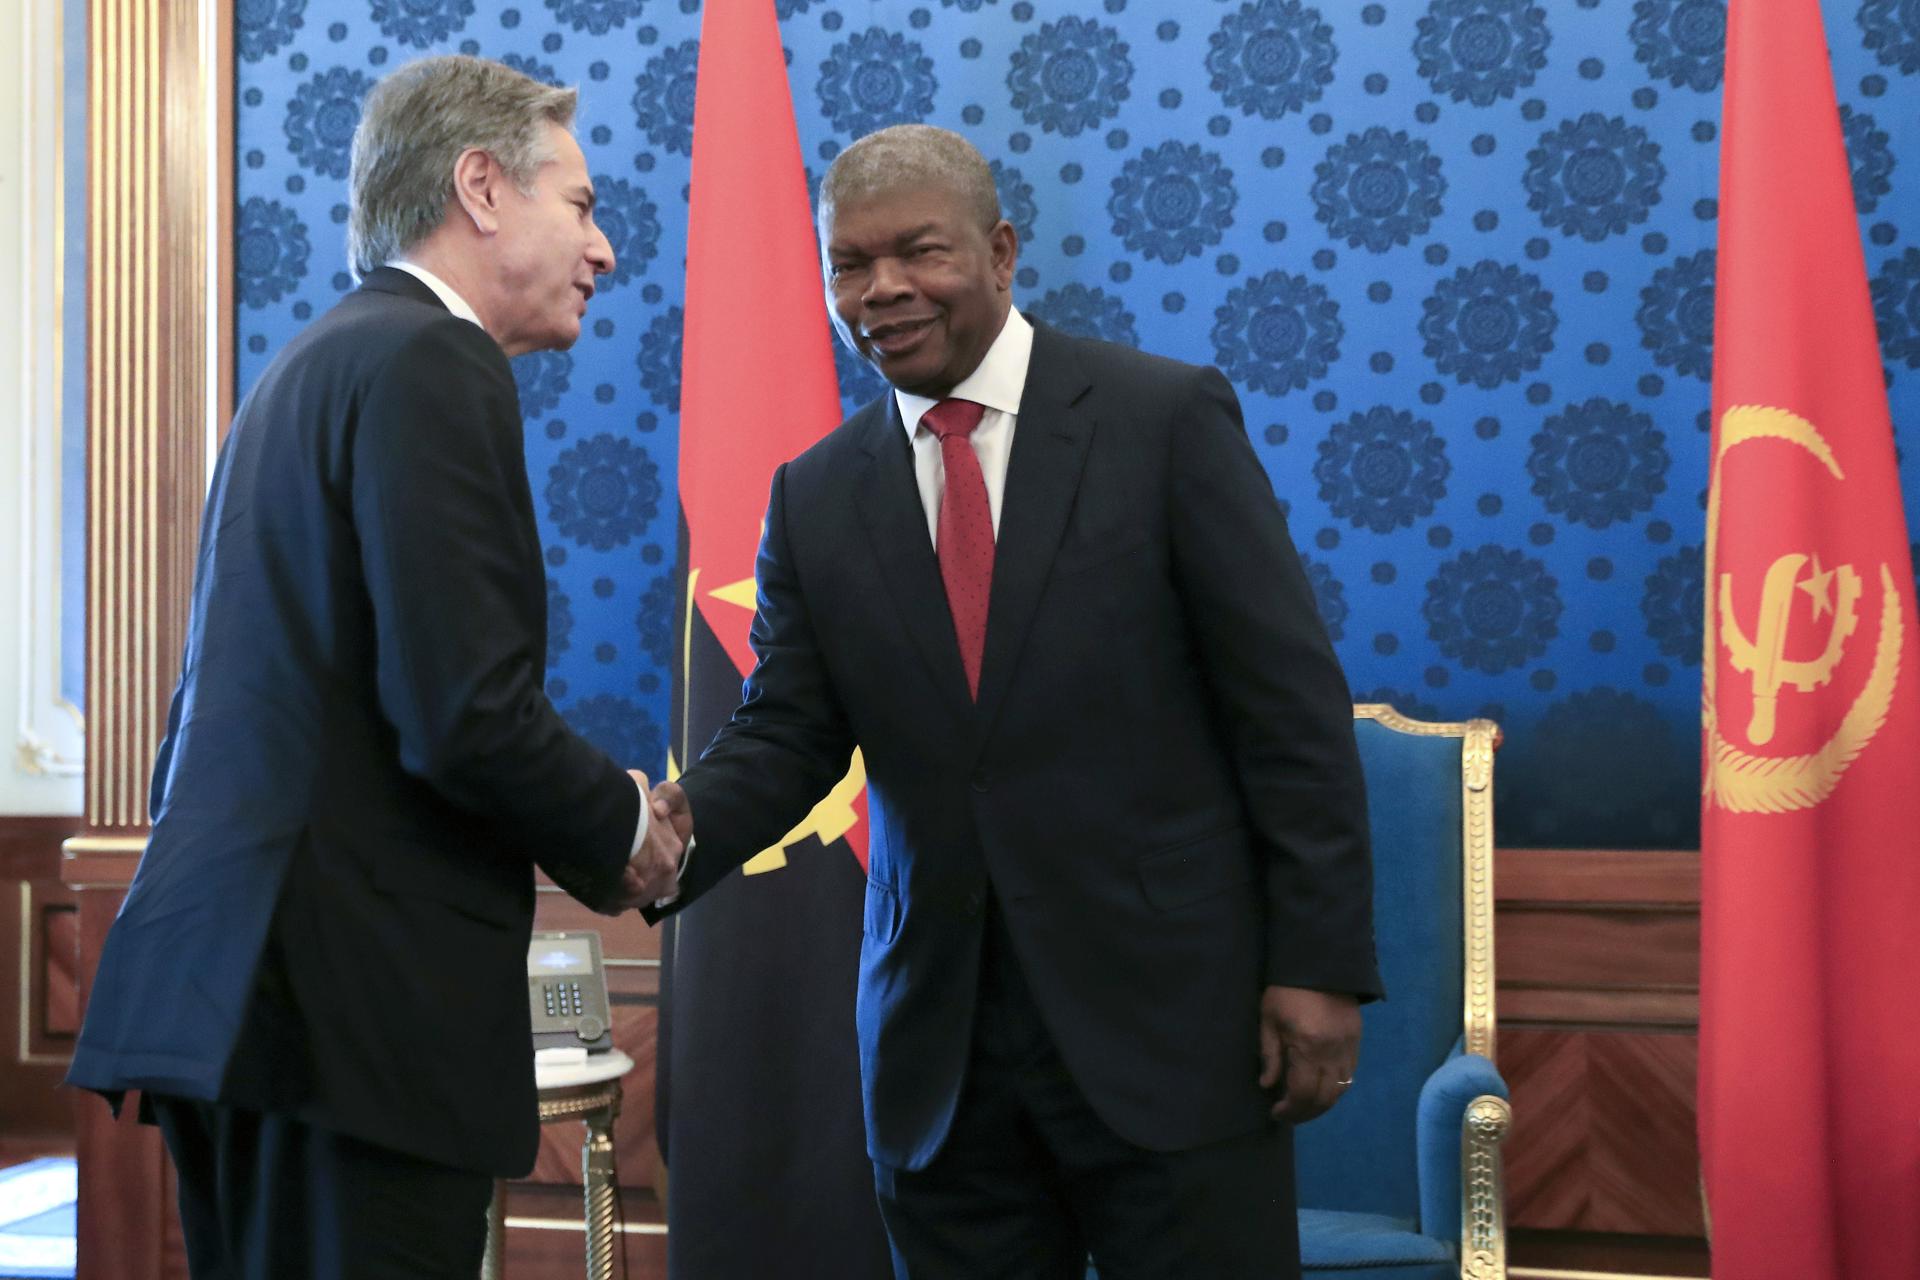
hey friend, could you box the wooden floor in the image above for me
[497,1184,666,1280]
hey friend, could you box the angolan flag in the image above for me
[655,1,891,1276]
[1699,0,1920,1273]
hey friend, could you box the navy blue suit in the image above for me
[68,268,640,1186]
[652,321,1379,1249]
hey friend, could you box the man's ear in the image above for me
[450,146,503,236]
[989,218,1018,293]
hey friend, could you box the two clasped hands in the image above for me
[605,774,695,912]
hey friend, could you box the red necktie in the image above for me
[923,398,993,699]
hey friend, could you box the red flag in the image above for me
[679,0,836,679]
[677,0,867,868]
[1702,1,1920,1274]
[658,5,891,1277]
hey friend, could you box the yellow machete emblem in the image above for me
[1703,405,1904,814]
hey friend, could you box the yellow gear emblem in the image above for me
[1703,405,1904,813]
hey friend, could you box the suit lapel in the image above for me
[853,398,975,715]
[973,324,1095,738]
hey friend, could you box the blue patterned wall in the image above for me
[234,0,1920,849]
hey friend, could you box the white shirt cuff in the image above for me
[628,774,651,860]
[653,837,692,908]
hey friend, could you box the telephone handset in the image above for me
[526,930,614,1053]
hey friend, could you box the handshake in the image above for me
[605,772,694,914]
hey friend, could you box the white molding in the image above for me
[1,0,82,814]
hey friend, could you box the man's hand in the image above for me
[1258,985,1361,1124]
[600,770,684,913]
[649,779,693,850]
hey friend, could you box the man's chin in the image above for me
[875,353,952,398]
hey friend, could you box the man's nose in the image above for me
[863,256,913,304]
[588,220,615,276]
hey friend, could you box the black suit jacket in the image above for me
[656,322,1380,1172]
[66,268,641,1178]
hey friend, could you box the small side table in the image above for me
[481,1048,636,1280]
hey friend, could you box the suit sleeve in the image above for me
[1166,365,1383,1000]
[350,318,639,909]
[646,462,856,921]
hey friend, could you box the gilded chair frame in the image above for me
[1352,705,1511,1280]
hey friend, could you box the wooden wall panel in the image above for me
[1498,907,1698,993]
[67,883,177,1280]
[0,817,85,879]
[1503,1028,1703,1236]
[1497,848,1700,905]
[41,898,80,1038]
[1497,847,1708,1266]
[0,816,83,1143]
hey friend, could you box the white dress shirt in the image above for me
[387,258,654,874]
[389,259,485,329]
[894,306,1035,545]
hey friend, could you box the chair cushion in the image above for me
[1297,1208,1453,1268]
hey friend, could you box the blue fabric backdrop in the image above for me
[233,0,1920,849]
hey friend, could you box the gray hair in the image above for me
[817,124,1001,236]
[348,55,578,277]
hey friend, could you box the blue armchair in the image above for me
[1083,707,1511,1280]
[1290,705,1511,1280]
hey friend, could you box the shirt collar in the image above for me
[388,259,486,331]
[895,306,1034,441]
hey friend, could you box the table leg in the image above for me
[583,1105,618,1280]
[481,1180,505,1280]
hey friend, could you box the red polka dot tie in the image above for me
[923,398,993,700]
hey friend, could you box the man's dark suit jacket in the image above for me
[66,268,641,1178]
[654,321,1381,1173]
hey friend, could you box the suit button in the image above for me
[970,768,991,793]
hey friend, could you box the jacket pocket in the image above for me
[1136,827,1255,912]
[864,878,903,944]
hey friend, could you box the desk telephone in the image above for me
[526,930,613,1053]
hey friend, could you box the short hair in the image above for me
[348,55,578,278]
[817,124,1001,236]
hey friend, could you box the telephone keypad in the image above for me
[528,932,611,1052]
[542,980,587,1020]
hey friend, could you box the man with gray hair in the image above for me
[649,122,1378,1277]
[67,55,681,1279]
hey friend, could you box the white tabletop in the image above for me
[534,1047,635,1092]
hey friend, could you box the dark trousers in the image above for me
[149,1094,493,1280]
[872,908,1299,1280]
